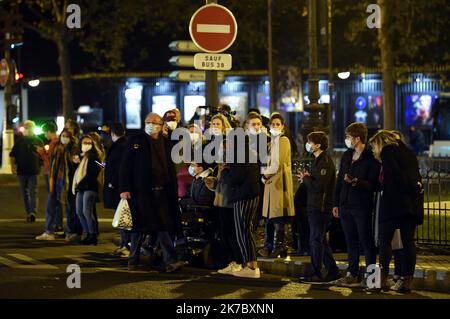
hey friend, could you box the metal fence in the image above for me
[417,156,450,246]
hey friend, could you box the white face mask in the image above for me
[60,137,70,145]
[111,134,119,143]
[270,128,282,136]
[190,133,200,144]
[345,138,354,149]
[188,165,196,177]
[81,144,92,153]
[210,127,222,136]
[166,121,177,131]
[145,123,157,135]
[305,143,313,153]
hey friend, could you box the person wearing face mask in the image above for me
[368,130,423,293]
[187,162,215,206]
[162,110,179,138]
[246,112,270,232]
[260,113,295,258]
[119,112,185,273]
[187,124,202,148]
[72,135,104,245]
[10,120,44,223]
[36,129,82,242]
[103,123,130,256]
[333,123,380,287]
[298,131,340,283]
[100,122,113,153]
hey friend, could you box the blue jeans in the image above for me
[44,192,62,234]
[120,229,131,249]
[66,193,82,235]
[340,208,377,276]
[75,191,98,235]
[18,175,38,217]
[308,210,339,278]
[129,231,176,265]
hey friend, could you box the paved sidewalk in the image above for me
[257,253,450,292]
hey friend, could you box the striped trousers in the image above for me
[233,197,260,264]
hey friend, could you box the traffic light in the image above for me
[15,71,23,83]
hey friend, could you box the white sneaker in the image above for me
[218,262,242,275]
[232,267,261,279]
[36,232,56,241]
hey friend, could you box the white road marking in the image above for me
[197,24,230,34]
[0,254,58,270]
[63,255,94,264]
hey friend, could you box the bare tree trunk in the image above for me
[55,30,74,120]
[377,0,395,130]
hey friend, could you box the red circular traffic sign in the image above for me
[0,59,10,87]
[189,4,237,53]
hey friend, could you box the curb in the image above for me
[257,257,450,293]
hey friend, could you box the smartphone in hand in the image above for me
[95,160,106,168]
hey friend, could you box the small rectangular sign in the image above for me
[194,53,232,71]
[169,71,225,82]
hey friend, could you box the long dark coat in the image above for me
[119,133,180,234]
[104,136,128,209]
[379,142,424,225]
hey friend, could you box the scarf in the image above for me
[72,155,89,195]
[49,144,70,202]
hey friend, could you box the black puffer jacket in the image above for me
[221,136,260,203]
[334,147,381,211]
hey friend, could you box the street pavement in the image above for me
[1,175,450,299]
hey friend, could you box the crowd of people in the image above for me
[9,106,424,293]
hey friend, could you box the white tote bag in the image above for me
[112,199,133,230]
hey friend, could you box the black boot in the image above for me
[269,224,287,258]
[82,234,98,246]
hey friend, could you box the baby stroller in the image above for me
[176,171,226,269]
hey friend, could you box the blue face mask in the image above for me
[145,123,157,135]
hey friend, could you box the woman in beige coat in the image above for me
[260,113,295,258]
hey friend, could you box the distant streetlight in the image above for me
[337,71,350,79]
[28,79,40,87]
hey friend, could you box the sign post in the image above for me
[189,1,237,108]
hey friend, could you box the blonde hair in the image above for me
[23,120,36,130]
[210,114,232,132]
[369,130,399,160]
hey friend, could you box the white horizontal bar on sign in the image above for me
[197,24,230,34]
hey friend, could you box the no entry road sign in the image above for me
[189,4,237,53]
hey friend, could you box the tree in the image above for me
[17,0,75,119]
[333,0,450,129]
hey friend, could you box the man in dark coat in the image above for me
[104,123,127,209]
[104,123,129,256]
[119,113,184,273]
[333,123,380,287]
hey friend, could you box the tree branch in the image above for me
[51,0,62,22]
[22,21,54,41]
